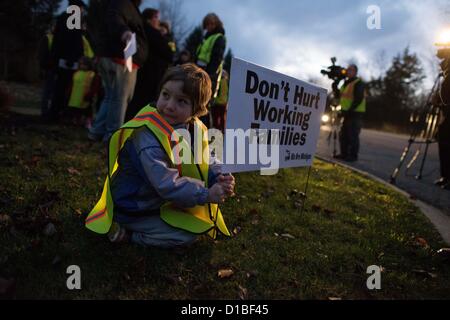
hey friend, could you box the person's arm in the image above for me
[349,80,365,111]
[134,130,228,207]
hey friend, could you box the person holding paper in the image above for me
[88,0,148,142]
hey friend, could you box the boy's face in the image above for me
[157,80,193,125]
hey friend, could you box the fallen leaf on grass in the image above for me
[414,237,429,248]
[232,226,241,235]
[218,269,234,279]
[67,167,81,176]
[238,285,248,300]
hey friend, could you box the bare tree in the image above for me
[156,0,192,48]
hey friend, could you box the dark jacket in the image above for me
[144,23,174,90]
[51,13,84,66]
[38,34,53,71]
[126,24,174,120]
[105,0,148,67]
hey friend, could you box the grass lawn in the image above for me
[1,110,449,300]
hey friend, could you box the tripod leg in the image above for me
[390,139,414,184]
[416,141,430,180]
[406,149,420,171]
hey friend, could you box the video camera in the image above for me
[320,57,347,82]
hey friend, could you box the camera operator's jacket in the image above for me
[340,77,366,113]
[85,105,230,239]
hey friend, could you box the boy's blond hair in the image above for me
[158,63,212,118]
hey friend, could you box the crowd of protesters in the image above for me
[38,0,230,142]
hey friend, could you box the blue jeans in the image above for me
[117,214,197,248]
[89,58,137,141]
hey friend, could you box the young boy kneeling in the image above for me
[87,63,235,248]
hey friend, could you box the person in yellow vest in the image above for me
[334,64,366,162]
[86,63,235,247]
[195,13,226,128]
[67,57,96,126]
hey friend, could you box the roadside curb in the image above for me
[316,155,450,245]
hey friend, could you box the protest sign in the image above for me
[221,58,327,174]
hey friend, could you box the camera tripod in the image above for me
[390,73,443,184]
[326,104,341,157]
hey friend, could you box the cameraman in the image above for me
[333,64,366,162]
[433,57,450,190]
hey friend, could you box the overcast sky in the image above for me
[63,0,450,88]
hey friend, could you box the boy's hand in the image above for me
[207,184,226,203]
[217,174,235,197]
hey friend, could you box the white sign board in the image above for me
[222,57,327,174]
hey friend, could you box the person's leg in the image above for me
[89,58,113,139]
[120,215,197,248]
[348,114,362,160]
[104,62,137,141]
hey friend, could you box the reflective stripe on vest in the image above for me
[85,105,230,239]
[339,78,366,113]
[68,70,95,108]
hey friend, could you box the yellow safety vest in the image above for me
[82,35,94,58]
[68,70,95,109]
[339,78,366,113]
[85,105,230,239]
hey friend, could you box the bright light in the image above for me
[436,28,450,46]
[321,114,330,123]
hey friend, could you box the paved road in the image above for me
[316,125,450,215]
